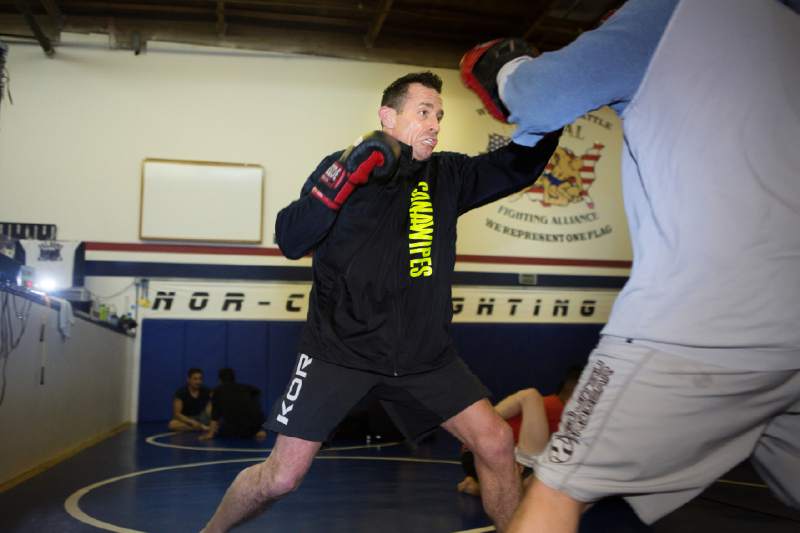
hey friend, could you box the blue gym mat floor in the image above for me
[2,423,799,532]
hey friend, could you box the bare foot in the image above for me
[457,476,481,496]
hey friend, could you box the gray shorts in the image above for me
[534,336,800,524]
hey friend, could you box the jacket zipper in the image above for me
[393,190,405,377]
[392,296,402,377]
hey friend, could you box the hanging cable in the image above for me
[85,281,136,302]
[0,290,33,407]
[0,39,11,117]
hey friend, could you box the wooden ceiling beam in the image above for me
[364,0,392,49]
[62,0,522,28]
[523,0,560,40]
[216,0,225,37]
[57,1,367,20]
[212,0,372,11]
[0,14,59,38]
[57,1,210,18]
[39,0,63,28]
[0,1,587,62]
[224,8,363,29]
[31,2,366,30]
[0,14,461,67]
[13,0,53,55]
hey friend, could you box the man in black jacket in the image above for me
[202,72,560,533]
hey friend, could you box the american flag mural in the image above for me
[486,133,605,209]
[486,132,512,151]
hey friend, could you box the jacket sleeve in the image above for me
[275,153,341,259]
[453,129,561,215]
[501,0,677,146]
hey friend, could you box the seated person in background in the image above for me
[200,368,267,441]
[458,366,582,496]
[168,367,212,432]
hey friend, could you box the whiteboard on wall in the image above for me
[140,159,264,243]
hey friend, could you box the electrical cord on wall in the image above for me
[86,281,136,302]
[38,307,47,386]
[0,290,33,407]
[0,39,11,119]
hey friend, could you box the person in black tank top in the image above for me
[168,368,211,432]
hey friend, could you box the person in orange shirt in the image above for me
[458,367,581,495]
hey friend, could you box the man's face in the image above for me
[187,372,203,390]
[381,83,443,161]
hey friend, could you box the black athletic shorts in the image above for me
[266,353,490,442]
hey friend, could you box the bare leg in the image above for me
[493,388,550,463]
[493,390,526,419]
[443,399,519,532]
[511,389,550,458]
[202,435,321,533]
[457,475,481,496]
[507,478,585,533]
[168,419,199,432]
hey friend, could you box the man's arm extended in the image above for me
[499,0,677,146]
[453,130,561,215]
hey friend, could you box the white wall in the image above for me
[0,33,512,244]
[0,291,134,486]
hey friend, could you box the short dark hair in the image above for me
[381,71,443,110]
[187,368,203,378]
[218,367,236,384]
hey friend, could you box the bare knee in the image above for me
[473,419,515,466]
[517,388,544,408]
[257,457,307,499]
[168,419,188,431]
[269,467,304,496]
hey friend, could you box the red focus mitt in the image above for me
[460,38,534,123]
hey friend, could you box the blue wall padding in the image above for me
[139,320,187,422]
[139,319,600,422]
[185,320,228,379]
[226,321,270,409]
[453,323,600,401]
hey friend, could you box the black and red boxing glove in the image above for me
[460,38,534,123]
[310,131,401,210]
